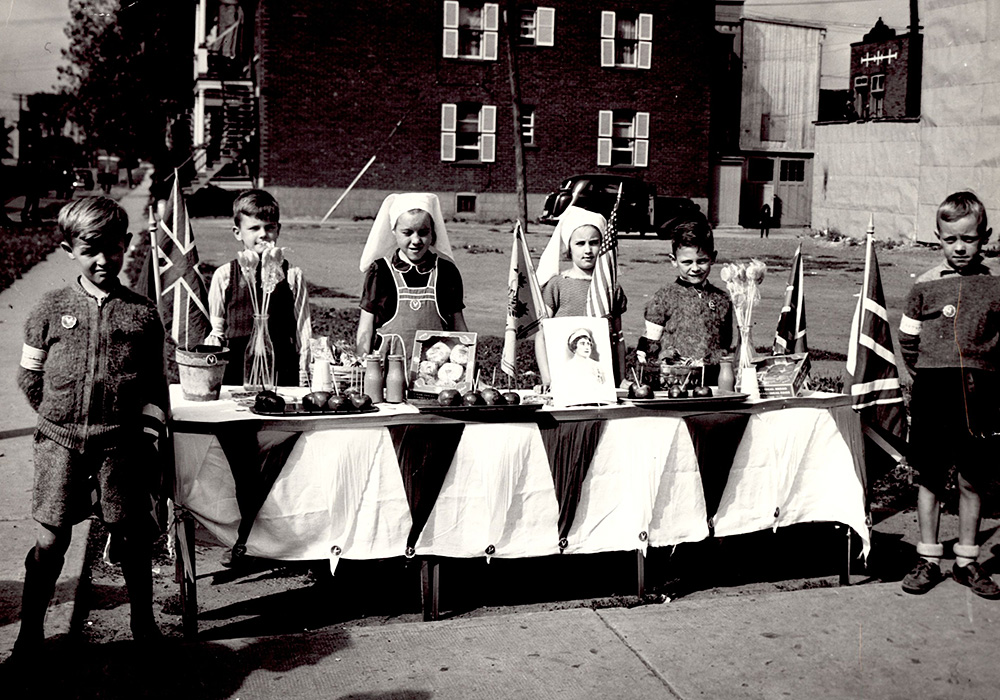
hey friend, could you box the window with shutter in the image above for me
[445,2,499,60]
[444,103,496,163]
[441,103,457,161]
[598,109,650,168]
[520,106,536,146]
[600,11,652,69]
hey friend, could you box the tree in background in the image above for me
[58,0,192,167]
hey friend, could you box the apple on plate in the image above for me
[463,391,484,406]
[350,393,373,411]
[480,388,506,405]
[254,390,285,413]
[667,386,688,399]
[693,386,713,397]
[438,389,463,406]
[629,383,653,399]
[326,394,353,412]
[502,391,521,405]
[302,391,332,411]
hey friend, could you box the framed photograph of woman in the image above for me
[540,316,617,406]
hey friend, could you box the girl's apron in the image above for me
[377,256,447,360]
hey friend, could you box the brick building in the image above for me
[192,0,715,219]
[849,17,922,120]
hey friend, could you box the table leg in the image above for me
[173,506,199,638]
[421,558,440,622]
[837,524,851,586]
[636,550,646,598]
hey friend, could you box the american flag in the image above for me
[585,184,621,318]
[846,230,907,459]
[773,244,808,354]
[147,172,211,349]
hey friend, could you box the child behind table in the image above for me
[535,206,627,385]
[637,212,733,380]
[899,191,1000,600]
[204,189,311,387]
[11,197,168,662]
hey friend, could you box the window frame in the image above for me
[441,102,497,163]
[520,105,536,147]
[519,6,555,47]
[443,1,500,61]
[600,11,652,69]
[597,109,649,168]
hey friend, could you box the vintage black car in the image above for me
[539,174,699,238]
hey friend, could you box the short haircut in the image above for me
[937,191,990,240]
[667,211,715,255]
[233,189,280,226]
[57,196,129,245]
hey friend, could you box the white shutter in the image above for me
[483,30,498,60]
[441,103,457,161]
[638,41,651,69]
[635,112,650,139]
[597,138,612,166]
[634,139,649,168]
[601,11,615,38]
[536,7,555,47]
[443,29,459,58]
[444,1,459,27]
[480,105,497,133]
[638,13,653,41]
[484,3,499,30]
[441,103,457,131]
[601,39,615,67]
[598,110,613,138]
[480,133,496,162]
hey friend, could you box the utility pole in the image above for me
[503,1,528,233]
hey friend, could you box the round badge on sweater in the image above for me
[61,314,77,329]
[942,304,956,318]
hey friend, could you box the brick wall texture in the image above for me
[850,34,917,119]
[255,0,713,211]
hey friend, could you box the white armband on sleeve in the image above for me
[899,315,921,336]
[643,321,664,342]
[20,344,46,372]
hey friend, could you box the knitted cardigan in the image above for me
[18,279,168,451]
[899,262,1000,375]
[643,277,734,364]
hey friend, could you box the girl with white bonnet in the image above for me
[535,205,627,384]
[356,193,467,359]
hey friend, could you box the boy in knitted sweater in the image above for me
[899,191,1000,599]
[11,197,168,663]
[636,213,733,382]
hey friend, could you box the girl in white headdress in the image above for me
[356,193,467,360]
[534,206,627,384]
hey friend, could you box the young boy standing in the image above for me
[899,191,1000,599]
[203,190,311,387]
[637,213,734,374]
[12,197,167,659]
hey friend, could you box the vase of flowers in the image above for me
[719,258,766,398]
[237,244,286,392]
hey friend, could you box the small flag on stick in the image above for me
[846,218,908,461]
[773,244,807,354]
[147,171,211,350]
[585,184,621,319]
[501,220,547,377]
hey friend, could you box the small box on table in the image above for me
[409,330,478,398]
[752,352,810,398]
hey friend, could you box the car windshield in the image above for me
[559,178,574,191]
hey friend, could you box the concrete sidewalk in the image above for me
[0,177,153,659]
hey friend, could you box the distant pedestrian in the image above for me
[759,202,771,239]
[8,197,168,665]
[898,191,1000,600]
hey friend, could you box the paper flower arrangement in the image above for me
[237,244,286,391]
[719,259,767,384]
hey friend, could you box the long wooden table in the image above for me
[169,386,868,634]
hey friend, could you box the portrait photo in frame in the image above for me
[540,316,617,406]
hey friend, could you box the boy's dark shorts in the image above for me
[908,368,1000,497]
[32,432,150,529]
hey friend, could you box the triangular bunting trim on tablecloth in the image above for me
[683,413,751,520]
[389,423,466,551]
[538,420,606,545]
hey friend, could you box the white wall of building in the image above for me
[812,0,1000,242]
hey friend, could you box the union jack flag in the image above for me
[846,229,907,459]
[773,244,808,354]
[147,172,211,349]
[585,184,621,319]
